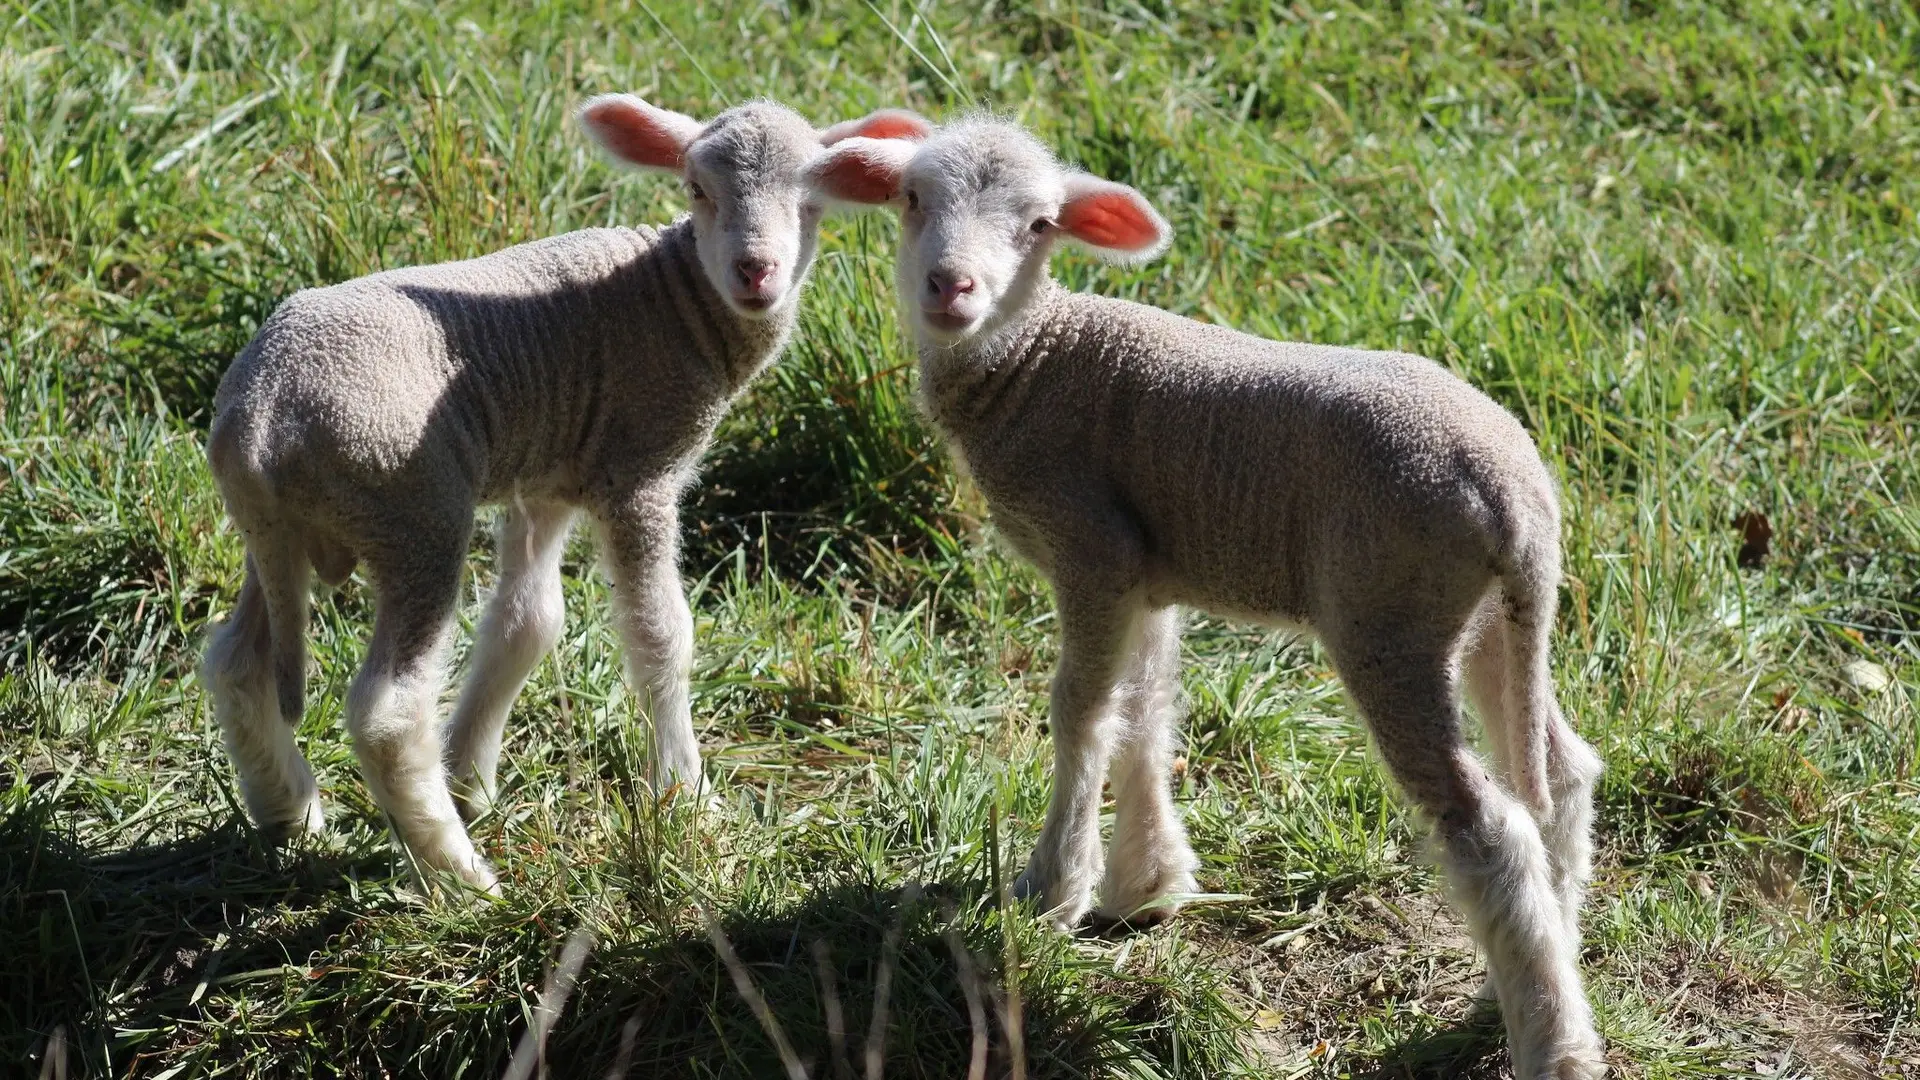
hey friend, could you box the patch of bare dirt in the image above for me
[1184,889,1918,1079]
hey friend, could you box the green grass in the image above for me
[4,0,1918,1076]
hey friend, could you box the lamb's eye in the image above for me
[905,190,920,211]
[688,181,708,200]
[1030,217,1053,234]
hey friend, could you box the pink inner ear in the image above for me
[1058,189,1163,251]
[816,149,902,204]
[856,115,929,141]
[584,101,686,170]
[820,110,932,146]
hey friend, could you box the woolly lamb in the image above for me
[201,96,930,891]
[817,120,1607,1079]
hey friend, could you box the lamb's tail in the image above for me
[1469,450,1574,820]
[205,413,313,729]
[1494,538,1561,818]
[1480,526,1605,954]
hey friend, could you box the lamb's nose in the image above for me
[925,271,977,307]
[735,258,777,292]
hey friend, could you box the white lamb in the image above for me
[201,96,930,890]
[816,120,1607,1079]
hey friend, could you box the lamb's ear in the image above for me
[808,137,915,205]
[577,94,705,173]
[818,108,934,146]
[1056,173,1172,262]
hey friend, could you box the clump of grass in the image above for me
[5,0,1919,1077]
[1616,727,1828,858]
[0,416,223,672]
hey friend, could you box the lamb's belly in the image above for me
[467,423,578,504]
[472,423,620,507]
[987,514,1057,576]
[1146,562,1311,631]
[476,461,587,508]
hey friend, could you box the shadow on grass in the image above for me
[549,881,1133,1080]
[1,805,380,1071]
[4,800,1144,1079]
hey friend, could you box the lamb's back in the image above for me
[977,293,1556,620]
[210,227,661,495]
[1013,294,1542,503]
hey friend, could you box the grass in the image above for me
[3,0,1918,1076]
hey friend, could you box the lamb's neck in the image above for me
[640,218,794,392]
[916,280,1074,433]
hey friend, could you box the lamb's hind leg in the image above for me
[1331,634,1602,1080]
[203,538,324,839]
[350,537,494,892]
[1463,593,1517,791]
[1096,605,1198,925]
[447,500,576,819]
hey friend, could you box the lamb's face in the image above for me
[683,103,826,318]
[897,122,1064,343]
[871,120,1174,345]
[580,96,932,322]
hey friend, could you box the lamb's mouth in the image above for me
[921,310,976,334]
[734,295,775,313]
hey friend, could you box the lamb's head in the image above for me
[578,95,930,319]
[811,117,1172,343]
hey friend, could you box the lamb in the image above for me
[815,119,1607,1079]
[200,95,931,891]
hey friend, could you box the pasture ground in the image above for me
[3,1,1917,1076]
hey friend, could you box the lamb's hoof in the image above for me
[462,860,499,895]
[1472,974,1500,1004]
[1087,907,1171,936]
[404,826,502,899]
[651,775,723,817]
[1537,1050,1606,1080]
[440,857,501,900]
[1514,1032,1607,1080]
[260,791,327,845]
[1095,866,1197,931]
[1012,866,1041,901]
[455,845,500,893]
[1091,897,1183,933]
[1012,866,1091,931]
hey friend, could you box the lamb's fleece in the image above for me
[213,221,783,525]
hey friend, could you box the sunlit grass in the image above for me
[3,1,1916,1077]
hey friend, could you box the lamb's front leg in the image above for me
[1015,590,1139,930]
[447,499,576,820]
[597,497,704,799]
[1098,605,1199,925]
